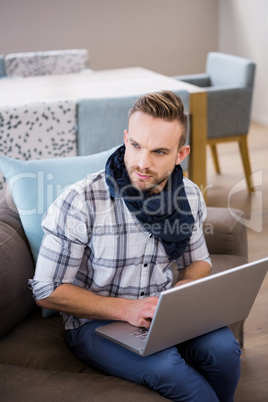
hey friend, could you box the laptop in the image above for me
[95,258,268,357]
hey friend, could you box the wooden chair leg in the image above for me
[239,136,254,192]
[210,144,221,174]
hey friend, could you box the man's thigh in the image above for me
[66,320,181,381]
[65,320,219,401]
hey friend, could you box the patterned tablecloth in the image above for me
[0,100,76,192]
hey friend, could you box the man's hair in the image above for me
[128,90,188,148]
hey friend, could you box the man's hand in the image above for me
[124,296,159,329]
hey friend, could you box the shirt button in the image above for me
[143,263,148,267]
[148,233,152,238]
[140,292,145,296]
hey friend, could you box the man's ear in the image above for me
[124,129,128,146]
[176,145,190,165]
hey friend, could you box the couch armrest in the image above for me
[204,207,248,346]
[0,194,35,338]
[204,207,248,261]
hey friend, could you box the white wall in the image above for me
[0,0,218,76]
[1,0,267,124]
[219,0,268,125]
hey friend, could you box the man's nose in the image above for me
[138,151,152,171]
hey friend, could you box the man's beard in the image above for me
[126,166,170,194]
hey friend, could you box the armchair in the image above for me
[174,52,256,192]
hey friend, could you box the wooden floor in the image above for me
[205,121,268,401]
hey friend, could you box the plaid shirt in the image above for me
[30,170,211,330]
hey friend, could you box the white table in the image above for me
[0,67,207,191]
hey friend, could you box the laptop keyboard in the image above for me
[130,328,149,341]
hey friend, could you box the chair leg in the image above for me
[210,144,221,174]
[239,136,254,192]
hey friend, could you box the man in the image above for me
[30,91,241,401]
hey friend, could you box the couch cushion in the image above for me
[0,309,168,401]
[0,146,117,262]
[0,308,91,372]
[0,196,35,338]
[0,363,168,402]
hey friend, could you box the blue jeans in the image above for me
[65,321,241,401]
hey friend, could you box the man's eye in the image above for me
[155,150,165,155]
[132,143,140,149]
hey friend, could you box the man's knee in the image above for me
[196,327,242,381]
[141,347,219,401]
[181,327,241,371]
[208,327,241,369]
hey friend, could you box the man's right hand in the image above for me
[124,296,159,329]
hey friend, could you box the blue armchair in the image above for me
[174,52,256,191]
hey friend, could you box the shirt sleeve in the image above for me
[29,183,91,300]
[176,178,211,270]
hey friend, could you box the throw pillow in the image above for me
[0,146,118,262]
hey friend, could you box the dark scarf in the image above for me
[105,145,194,261]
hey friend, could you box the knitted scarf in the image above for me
[105,145,194,261]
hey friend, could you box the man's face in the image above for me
[124,111,189,194]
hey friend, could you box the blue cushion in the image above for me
[0,146,118,262]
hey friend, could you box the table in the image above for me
[0,67,207,191]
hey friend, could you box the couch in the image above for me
[0,148,248,401]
